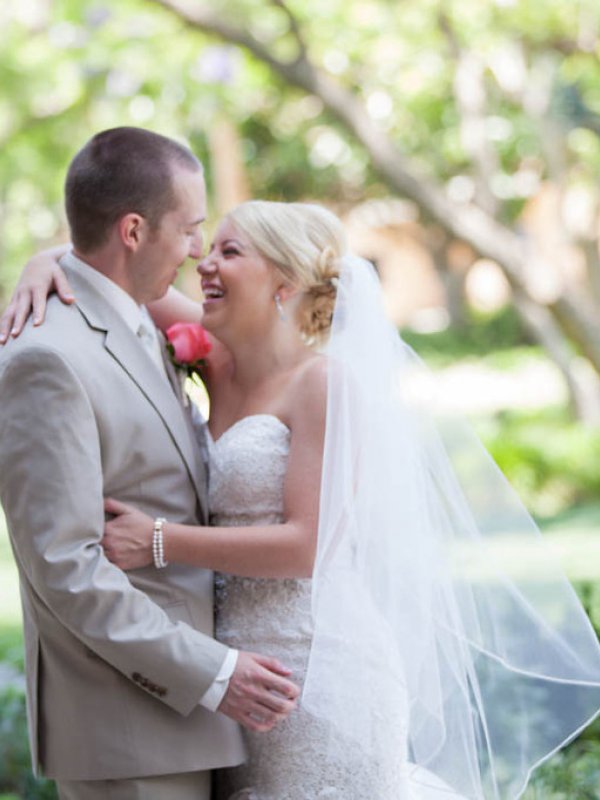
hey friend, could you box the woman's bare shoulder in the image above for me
[286,354,328,427]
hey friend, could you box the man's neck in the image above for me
[73,248,138,302]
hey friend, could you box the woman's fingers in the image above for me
[102,537,117,563]
[104,496,134,517]
[9,292,35,338]
[23,270,74,326]
[0,301,17,344]
[0,262,75,344]
[53,268,75,304]
[0,289,39,340]
[31,287,50,326]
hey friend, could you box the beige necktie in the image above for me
[136,307,169,383]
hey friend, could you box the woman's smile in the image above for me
[202,281,226,306]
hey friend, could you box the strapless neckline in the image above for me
[207,413,290,446]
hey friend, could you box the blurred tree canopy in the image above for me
[1,0,600,415]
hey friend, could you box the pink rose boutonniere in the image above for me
[165,322,212,392]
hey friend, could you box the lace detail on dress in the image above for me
[209,414,290,528]
[209,415,437,800]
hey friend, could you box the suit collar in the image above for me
[60,251,144,336]
[62,264,208,513]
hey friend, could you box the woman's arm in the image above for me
[147,287,204,331]
[103,358,327,578]
[0,245,74,343]
[0,247,204,344]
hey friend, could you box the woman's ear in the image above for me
[275,282,300,303]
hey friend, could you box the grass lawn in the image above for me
[538,503,600,581]
[0,509,23,666]
[0,510,20,623]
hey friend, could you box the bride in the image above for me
[3,200,600,799]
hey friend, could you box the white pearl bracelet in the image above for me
[152,517,168,569]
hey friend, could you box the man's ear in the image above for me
[118,213,146,251]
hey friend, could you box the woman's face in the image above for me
[197,218,282,341]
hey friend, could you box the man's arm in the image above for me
[0,348,299,730]
[0,346,297,727]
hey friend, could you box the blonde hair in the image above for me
[225,201,347,343]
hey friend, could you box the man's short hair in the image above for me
[65,127,202,252]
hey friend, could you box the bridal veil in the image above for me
[302,255,600,799]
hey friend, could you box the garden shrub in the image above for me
[0,687,57,800]
[402,304,533,366]
[480,407,600,517]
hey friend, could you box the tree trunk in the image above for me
[208,117,251,216]
[582,236,600,306]
[428,225,469,330]
[514,293,600,424]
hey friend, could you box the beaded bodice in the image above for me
[208,414,290,528]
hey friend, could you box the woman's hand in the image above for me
[103,497,155,570]
[0,246,75,344]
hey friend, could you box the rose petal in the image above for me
[166,322,212,364]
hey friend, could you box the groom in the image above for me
[0,128,298,800]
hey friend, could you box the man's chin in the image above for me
[137,286,167,306]
[139,271,179,304]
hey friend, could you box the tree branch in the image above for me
[148,0,600,382]
[438,11,499,216]
[268,0,308,60]
[150,0,308,75]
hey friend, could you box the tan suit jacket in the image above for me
[0,265,245,780]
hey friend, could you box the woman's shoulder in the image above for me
[285,354,328,428]
[291,352,328,391]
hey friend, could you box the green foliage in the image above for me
[401,308,600,517]
[523,716,600,799]
[0,627,24,673]
[479,406,600,517]
[0,689,57,800]
[1,0,599,306]
[0,512,21,630]
[401,304,534,367]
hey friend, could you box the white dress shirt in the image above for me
[61,251,237,711]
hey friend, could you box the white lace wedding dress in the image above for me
[207,414,464,800]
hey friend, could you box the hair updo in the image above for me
[224,201,347,343]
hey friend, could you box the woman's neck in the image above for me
[224,325,311,390]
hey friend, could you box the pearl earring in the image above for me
[274,293,287,322]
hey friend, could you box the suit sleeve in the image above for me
[0,346,228,716]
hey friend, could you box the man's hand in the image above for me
[219,651,299,733]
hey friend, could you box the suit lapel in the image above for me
[63,265,208,512]
[158,330,185,404]
[158,332,210,514]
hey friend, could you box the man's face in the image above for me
[132,166,206,304]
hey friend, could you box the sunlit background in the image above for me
[1,0,600,796]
